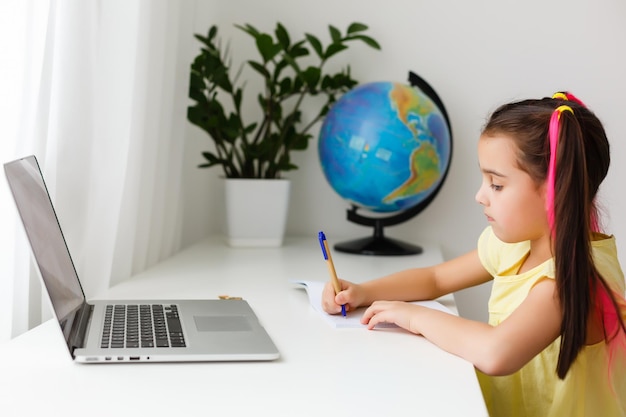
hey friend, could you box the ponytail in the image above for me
[549,104,593,378]
[547,93,626,378]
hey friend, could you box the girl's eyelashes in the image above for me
[490,183,503,191]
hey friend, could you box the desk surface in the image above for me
[0,236,487,416]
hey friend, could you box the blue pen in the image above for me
[318,231,346,317]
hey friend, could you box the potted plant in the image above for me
[187,21,380,246]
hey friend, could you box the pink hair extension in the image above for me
[546,109,566,234]
[596,283,626,394]
[550,93,599,233]
[597,285,626,343]
[590,204,600,233]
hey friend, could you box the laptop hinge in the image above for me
[69,302,94,353]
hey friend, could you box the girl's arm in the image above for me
[361,249,491,303]
[362,277,561,376]
[322,250,492,314]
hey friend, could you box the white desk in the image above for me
[0,236,487,416]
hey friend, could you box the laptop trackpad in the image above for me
[194,316,252,332]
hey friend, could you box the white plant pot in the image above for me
[224,178,291,247]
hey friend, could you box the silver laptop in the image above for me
[4,155,279,363]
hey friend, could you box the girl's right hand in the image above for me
[321,279,364,315]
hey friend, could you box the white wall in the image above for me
[179,0,626,322]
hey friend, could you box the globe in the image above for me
[318,72,452,255]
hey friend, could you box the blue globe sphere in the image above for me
[318,81,451,214]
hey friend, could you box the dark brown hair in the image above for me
[482,94,625,378]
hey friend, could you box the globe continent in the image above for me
[318,81,451,213]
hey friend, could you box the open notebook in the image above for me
[293,280,453,328]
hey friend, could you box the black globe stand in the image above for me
[334,204,429,256]
[335,216,423,256]
[333,70,454,256]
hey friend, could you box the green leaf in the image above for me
[206,115,221,128]
[257,93,266,110]
[236,23,260,38]
[188,86,207,105]
[212,71,233,93]
[279,77,293,95]
[189,72,206,91]
[305,34,323,58]
[329,25,341,43]
[194,25,219,48]
[256,34,281,62]
[300,66,321,89]
[199,151,228,169]
[233,88,243,109]
[293,76,304,92]
[324,43,348,60]
[288,43,310,58]
[190,56,203,72]
[347,22,368,34]
[282,53,302,75]
[208,25,218,39]
[244,122,258,134]
[274,160,298,173]
[291,133,311,151]
[248,60,270,79]
[331,71,358,90]
[275,23,290,48]
[320,75,332,90]
[319,103,331,117]
[193,33,209,47]
[272,59,289,83]
[348,34,381,50]
[284,110,302,126]
[186,106,206,133]
[201,152,221,164]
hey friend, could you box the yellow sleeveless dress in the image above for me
[476,226,626,417]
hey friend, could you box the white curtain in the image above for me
[0,0,195,341]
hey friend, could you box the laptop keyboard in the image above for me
[100,304,186,349]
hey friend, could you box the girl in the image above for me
[321,93,626,416]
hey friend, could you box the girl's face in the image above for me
[475,133,550,244]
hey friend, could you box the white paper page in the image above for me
[292,280,453,328]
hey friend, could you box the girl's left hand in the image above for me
[361,300,427,334]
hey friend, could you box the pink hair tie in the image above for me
[552,91,586,107]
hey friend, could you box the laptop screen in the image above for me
[4,156,85,347]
